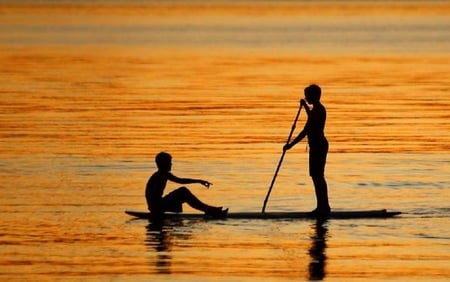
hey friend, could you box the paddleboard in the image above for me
[125,209,401,220]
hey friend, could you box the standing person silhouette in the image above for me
[146,152,228,220]
[283,84,331,216]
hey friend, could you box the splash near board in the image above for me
[125,209,401,220]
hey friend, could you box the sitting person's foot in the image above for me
[221,208,229,217]
[206,207,228,218]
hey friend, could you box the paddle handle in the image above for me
[262,103,302,213]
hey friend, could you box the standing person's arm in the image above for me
[301,99,311,115]
[284,100,312,151]
[284,126,307,151]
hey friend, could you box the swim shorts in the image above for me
[309,140,329,177]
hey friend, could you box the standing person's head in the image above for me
[155,152,172,172]
[305,84,321,104]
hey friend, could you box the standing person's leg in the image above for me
[309,143,330,215]
[312,176,330,213]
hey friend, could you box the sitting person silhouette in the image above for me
[284,84,331,216]
[146,152,228,219]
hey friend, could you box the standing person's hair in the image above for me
[305,84,321,102]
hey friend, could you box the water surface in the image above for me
[0,1,449,281]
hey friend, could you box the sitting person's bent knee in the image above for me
[175,186,191,196]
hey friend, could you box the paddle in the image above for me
[262,101,302,213]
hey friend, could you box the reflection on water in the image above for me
[146,221,173,274]
[308,219,328,281]
[143,218,331,280]
[145,218,199,275]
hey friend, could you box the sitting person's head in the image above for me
[155,152,172,172]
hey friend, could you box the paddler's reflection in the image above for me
[308,218,328,280]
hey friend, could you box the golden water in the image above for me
[0,1,449,281]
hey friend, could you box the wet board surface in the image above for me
[125,209,401,220]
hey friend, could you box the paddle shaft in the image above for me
[262,103,302,213]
